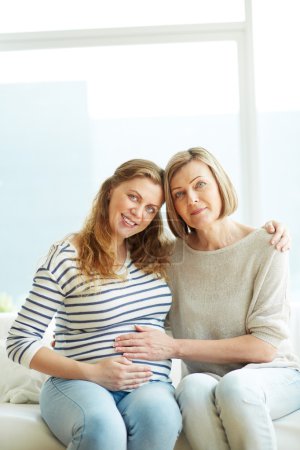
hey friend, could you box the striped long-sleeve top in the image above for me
[6,241,172,385]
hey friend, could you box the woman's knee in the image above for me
[41,378,127,449]
[216,370,264,412]
[176,373,218,409]
[125,383,182,435]
[78,408,127,449]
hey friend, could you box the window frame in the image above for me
[0,0,259,224]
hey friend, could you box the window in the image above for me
[0,0,245,32]
[252,0,300,297]
[0,40,241,301]
[1,0,299,306]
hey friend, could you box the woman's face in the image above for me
[170,159,222,231]
[108,177,164,243]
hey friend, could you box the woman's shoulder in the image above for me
[246,227,277,248]
[244,228,288,268]
[227,227,277,259]
[38,237,78,272]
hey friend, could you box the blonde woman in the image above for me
[115,148,298,450]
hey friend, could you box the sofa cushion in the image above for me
[0,312,17,339]
[0,404,64,450]
[0,340,47,403]
[0,312,50,404]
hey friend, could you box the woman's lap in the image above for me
[175,368,300,450]
[40,378,181,450]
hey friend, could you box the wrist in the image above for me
[76,360,96,382]
[172,338,182,359]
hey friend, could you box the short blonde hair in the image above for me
[164,147,238,239]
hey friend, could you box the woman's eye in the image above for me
[145,205,156,214]
[174,191,184,199]
[196,181,206,189]
[128,194,138,201]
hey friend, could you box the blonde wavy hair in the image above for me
[75,159,171,279]
[164,147,238,239]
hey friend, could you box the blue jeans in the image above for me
[40,378,182,450]
[176,368,300,450]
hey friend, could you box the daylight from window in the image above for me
[0,0,299,307]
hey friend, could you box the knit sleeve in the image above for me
[6,243,69,368]
[164,314,174,337]
[246,247,290,348]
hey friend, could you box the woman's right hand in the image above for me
[30,348,152,391]
[88,356,153,391]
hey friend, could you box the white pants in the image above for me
[176,368,300,450]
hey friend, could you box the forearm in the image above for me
[115,328,276,364]
[30,347,93,381]
[173,334,276,364]
[30,347,153,391]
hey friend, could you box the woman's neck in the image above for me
[187,219,254,251]
[111,239,128,268]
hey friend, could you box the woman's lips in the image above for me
[190,207,207,216]
[121,213,137,227]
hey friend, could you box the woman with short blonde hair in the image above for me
[116,147,298,450]
[164,147,238,239]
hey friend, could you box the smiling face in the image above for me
[108,177,164,244]
[170,160,223,231]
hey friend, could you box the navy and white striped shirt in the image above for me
[7,241,172,385]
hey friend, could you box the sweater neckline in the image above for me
[182,228,262,255]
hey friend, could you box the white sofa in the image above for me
[1,305,300,450]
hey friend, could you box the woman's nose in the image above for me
[187,191,199,205]
[131,205,143,218]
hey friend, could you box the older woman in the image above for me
[115,148,300,450]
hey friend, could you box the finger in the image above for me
[119,374,152,388]
[115,345,146,353]
[121,381,149,390]
[122,368,152,377]
[270,229,285,245]
[115,338,146,348]
[119,369,152,379]
[123,364,152,373]
[266,221,276,232]
[116,356,133,365]
[276,239,289,251]
[116,334,143,342]
[115,341,145,356]
[126,371,152,379]
[111,378,150,391]
[123,352,149,360]
[273,233,288,248]
[125,384,143,390]
[275,237,286,248]
[128,364,153,377]
[135,325,151,332]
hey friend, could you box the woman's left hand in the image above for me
[114,326,176,360]
[264,220,291,251]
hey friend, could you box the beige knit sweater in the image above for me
[167,228,299,378]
